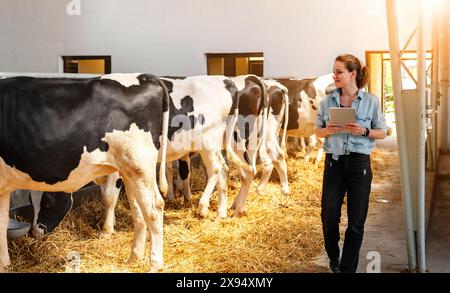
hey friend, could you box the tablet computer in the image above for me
[329,107,356,128]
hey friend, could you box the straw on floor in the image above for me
[8,151,326,273]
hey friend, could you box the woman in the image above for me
[315,54,387,273]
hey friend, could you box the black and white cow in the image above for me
[277,73,336,164]
[98,75,263,238]
[166,77,289,216]
[253,79,290,196]
[0,73,170,272]
[228,76,289,216]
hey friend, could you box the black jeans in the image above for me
[321,152,372,273]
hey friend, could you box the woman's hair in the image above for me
[335,54,369,89]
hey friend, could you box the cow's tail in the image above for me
[225,80,247,170]
[156,77,170,197]
[280,88,289,154]
[247,75,268,175]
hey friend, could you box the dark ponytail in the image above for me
[335,54,369,89]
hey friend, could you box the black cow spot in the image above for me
[168,95,206,140]
[116,178,123,189]
[312,105,318,111]
[233,131,241,143]
[243,151,251,165]
[198,114,205,125]
[99,141,109,152]
[179,160,190,180]
[162,80,174,93]
[181,96,194,113]
[299,97,303,103]
[309,100,314,104]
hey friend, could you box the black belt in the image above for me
[326,152,370,159]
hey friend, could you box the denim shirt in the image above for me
[315,88,387,160]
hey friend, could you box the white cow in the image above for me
[278,73,336,164]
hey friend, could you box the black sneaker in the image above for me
[330,259,340,273]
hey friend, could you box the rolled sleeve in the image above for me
[315,99,326,129]
[371,99,387,132]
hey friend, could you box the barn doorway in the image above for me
[61,56,111,74]
[366,51,433,136]
[206,52,264,77]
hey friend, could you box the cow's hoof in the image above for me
[127,253,144,264]
[99,231,113,239]
[196,202,210,218]
[216,210,227,219]
[197,208,209,218]
[32,226,46,240]
[233,209,247,217]
[148,265,163,273]
[166,197,176,205]
[281,186,290,195]
[183,199,193,208]
[256,186,265,195]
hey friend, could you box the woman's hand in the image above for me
[324,122,343,136]
[344,122,366,136]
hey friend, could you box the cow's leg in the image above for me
[293,137,306,152]
[258,141,289,195]
[314,138,325,164]
[0,193,10,272]
[116,140,164,272]
[215,157,228,218]
[122,182,147,263]
[166,162,175,203]
[178,155,192,204]
[174,160,183,192]
[256,140,274,194]
[256,160,274,195]
[30,190,43,226]
[292,137,298,150]
[197,150,223,218]
[147,183,164,272]
[100,173,121,238]
[299,137,307,153]
[273,154,289,195]
[304,135,316,162]
[30,191,46,238]
[231,165,254,217]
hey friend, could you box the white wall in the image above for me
[0,0,425,77]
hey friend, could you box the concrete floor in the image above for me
[312,136,444,273]
[426,154,450,273]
